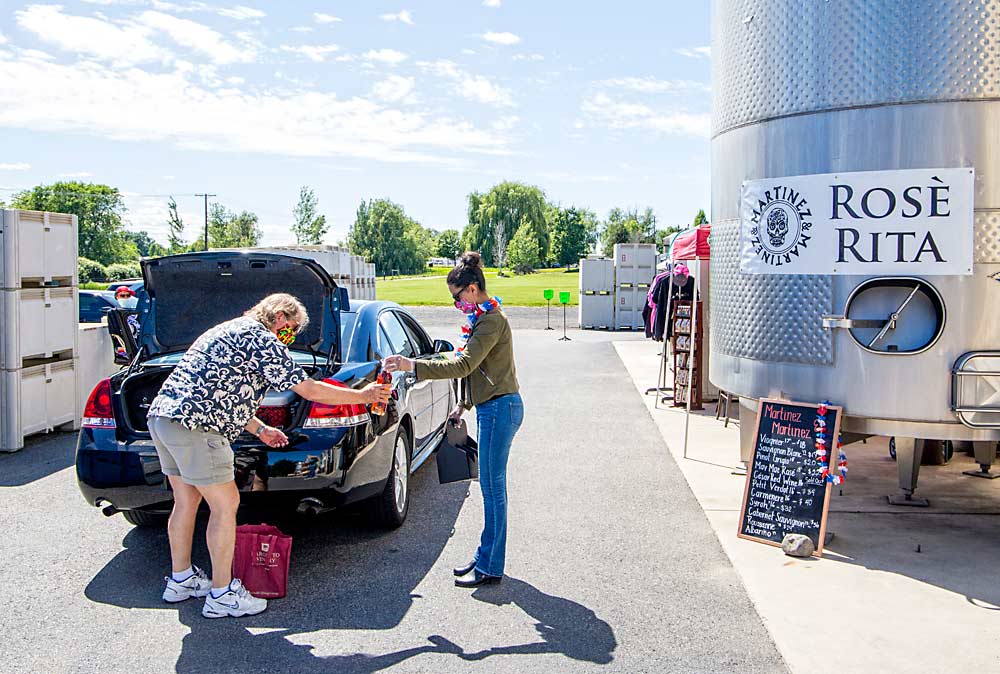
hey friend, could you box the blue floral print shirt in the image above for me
[148,316,308,441]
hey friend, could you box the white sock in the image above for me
[171,567,193,582]
[210,582,232,598]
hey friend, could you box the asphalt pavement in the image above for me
[0,324,786,674]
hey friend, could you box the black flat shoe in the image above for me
[455,570,502,588]
[453,560,477,577]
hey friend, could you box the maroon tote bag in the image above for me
[232,524,292,599]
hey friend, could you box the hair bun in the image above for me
[460,251,483,268]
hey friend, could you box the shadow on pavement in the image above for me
[84,461,617,672]
[0,432,76,487]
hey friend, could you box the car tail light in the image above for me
[83,379,116,429]
[304,378,369,428]
[257,405,291,429]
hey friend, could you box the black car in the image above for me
[79,290,118,323]
[76,251,457,528]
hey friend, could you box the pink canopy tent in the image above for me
[670,225,711,261]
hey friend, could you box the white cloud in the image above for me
[0,33,7,46]
[59,171,94,178]
[0,163,30,171]
[581,93,709,137]
[370,75,416,103]
[290,26,314,33]
[598,77,710,94]
[137,11,256,64]
[513,53,544,62]
[313,13,342,24]
[418,60,513,106]
[0,56,509,165]
[676,46,711,59]
[483,0,502,6]
[16,4,170,66]
[363,49,408,65]
[217,6,266,21]
[461,48,476,55]
[482,31,520,45]
[280,44,340,63]
[380,10,414,25]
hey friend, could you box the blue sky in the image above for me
[0,1,711,246]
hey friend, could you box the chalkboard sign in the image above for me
[737,399,843,557]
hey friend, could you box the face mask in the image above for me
[454,299,478,314]
[118,297,138,309]
[276,325,296,345]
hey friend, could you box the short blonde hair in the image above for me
[245,293,309,332]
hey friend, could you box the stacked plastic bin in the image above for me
[578,258,615,330]
[613,243,656,330]
[1,210,80,452]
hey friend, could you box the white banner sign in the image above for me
[740,168,974,275]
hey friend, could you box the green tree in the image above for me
[348,198,429,275]
[600,207,657,257]
[507,220,541,274]
[464,182,548,265]
[124,230,166,257]
[548,205,599,267]
[291,186,329,245]
[167,197,186,253]
[655,226,683,248]
[693,209,709,226]
[208,203,262,248]
[435,229,461,261]
[11,181,133,265]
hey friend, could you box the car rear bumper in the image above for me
[75,427,366,512]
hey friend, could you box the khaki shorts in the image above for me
[148,416,235,486]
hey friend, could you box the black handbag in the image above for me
[436,420,479,484]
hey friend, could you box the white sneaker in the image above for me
[162,566,212,603]
[202,579,268,619]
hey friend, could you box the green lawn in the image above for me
[377,268,580,306]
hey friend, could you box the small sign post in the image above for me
[543,289,554,330]
[558,291,571,341]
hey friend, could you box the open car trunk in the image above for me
[118,364,316,437]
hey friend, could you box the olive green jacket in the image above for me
[413,310,519,409]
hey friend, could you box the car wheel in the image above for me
[122,509,168,527]
[371,425,411,529]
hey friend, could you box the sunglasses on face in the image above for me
[451,286,467,303]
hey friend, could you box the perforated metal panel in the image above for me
[974,210,1000,263]
[710,219,834,365]
[713,0,1000,135]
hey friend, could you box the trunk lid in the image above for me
[138,251,344,361]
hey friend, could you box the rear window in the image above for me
[340,312,358,351]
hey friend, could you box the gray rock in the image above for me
[781,533,816,557]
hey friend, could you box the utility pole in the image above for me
[195,193,216,250]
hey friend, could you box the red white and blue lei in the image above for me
[814,401,848,485]
[457,296,502,353]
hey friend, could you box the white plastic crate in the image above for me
[1,359,80,451]
[248,245,345,278]
[614,308,644,331]
[338,249,353,279]
[613,243,657,269]
[1,210,78,289]
[615,287,641,312]
[579,292,615,329]
[615,264,656,288]
[579,258,614,292]
[1,287,79,368]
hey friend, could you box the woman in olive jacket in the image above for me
[383,252,522,587]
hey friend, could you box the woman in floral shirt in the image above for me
[148,293,390,618]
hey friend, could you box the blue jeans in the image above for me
[474,392,524,577]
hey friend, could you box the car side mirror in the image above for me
[433,339,455,354]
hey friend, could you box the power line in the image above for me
[0,186,207,199]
